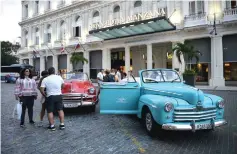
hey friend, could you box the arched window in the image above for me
[113,5,120,13]
[60,20,65,40]
[134,0,142,8]
[24,30,28,47]
[46,24,51,43]
[35,27,39,45]
[93,11,99,17]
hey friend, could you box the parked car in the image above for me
[4,73,19,83]
[100,69,227,136]
[61,72,98,112]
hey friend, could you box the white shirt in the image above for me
[41,74,64,97]
[116,71,121,81]
[97,72,103,83]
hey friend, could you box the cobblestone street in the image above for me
[1,82,237,154]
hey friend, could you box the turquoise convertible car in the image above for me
[100,69,227,136]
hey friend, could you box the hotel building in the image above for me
[18,0,237,86]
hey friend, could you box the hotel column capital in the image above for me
[209,35,225,86]
[125,46,130,73]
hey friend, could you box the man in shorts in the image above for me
[40,67,65,131]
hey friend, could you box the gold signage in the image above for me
[90,8,166,30]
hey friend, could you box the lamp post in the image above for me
[209,13,217,35]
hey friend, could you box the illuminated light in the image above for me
[142,54,145,59]
[130,66,133,71]
[206,68,208,72]
[225,63,230,67]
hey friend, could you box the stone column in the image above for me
[29,54,33,66]
[125,46,130,73]
[209,35,225,86]
[53,54,58,72]
[102,48,108,69]
[83,50,90,77]
[107,48,111,70]
[40,55,45,73]
[67,53,73,72]
[147,43,152,69]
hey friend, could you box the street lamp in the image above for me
[209,13,217,35]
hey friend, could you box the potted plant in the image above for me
[172,41,201,86]
[70,52,88,71]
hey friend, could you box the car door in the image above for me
[100,79,140,114]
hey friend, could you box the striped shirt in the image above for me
[14,78,38,96]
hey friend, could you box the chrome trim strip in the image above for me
[174,116,216,121]
[144,88,183,96]
[174,110,216,115]
[162,119,227,131]
[174,113,216,118]
[175,107,216,111]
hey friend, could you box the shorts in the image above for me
[46,95,63,113]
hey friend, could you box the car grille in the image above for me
[173,107,216,122]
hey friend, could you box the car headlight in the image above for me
[217,100,224,108]
[88,88,95,94]
[164,103,173,112]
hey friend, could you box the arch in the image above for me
[134,0,142,7]
[93,11,99,17]
[113,5,120,13]
[75,15,80,22]
[47,24,51,29]
[60,20,65,26]
[35,27,39,32]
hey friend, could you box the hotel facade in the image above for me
[18,0,237,86]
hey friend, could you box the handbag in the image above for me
[12,101,22,120]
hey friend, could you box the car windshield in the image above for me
[142,70,181,83]
[63,72,88,81]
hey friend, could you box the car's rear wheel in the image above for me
[142,108,158,137]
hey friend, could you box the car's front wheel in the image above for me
[143,108,158,137]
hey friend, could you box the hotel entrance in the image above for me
[111,48,125,72]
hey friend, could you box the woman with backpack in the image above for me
[14,68,38,127]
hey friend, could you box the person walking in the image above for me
[97,69,104,97]
[40,67,65,131]
[14,68,38,127]
[37,70,49,126]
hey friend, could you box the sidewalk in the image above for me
[93,83,237,91]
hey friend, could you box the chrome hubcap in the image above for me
[146,113,152,131]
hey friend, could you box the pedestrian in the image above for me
[116,68,122,81]
[110,69,119,82]
[14,68,38,127]
[40,67,65,131]
[37,70,49,126]
[97,69,104,96]
[103,69,110,82]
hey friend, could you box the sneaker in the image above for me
[29,120,35,124]
[59,124,65,130]
[47,126,56,131]
[20,122,25,128]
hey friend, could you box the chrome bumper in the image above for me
[162,119,227,132]
[63,101,96,108]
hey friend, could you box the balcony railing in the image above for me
[57,1,66,8]
[223,8,237,22]
[224,7,237,16]
[184,12,207,28]
[184,12,206,21]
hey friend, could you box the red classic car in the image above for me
[61,72,98,112]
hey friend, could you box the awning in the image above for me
[89,16,176,40]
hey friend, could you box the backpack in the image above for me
[108,74,115,82]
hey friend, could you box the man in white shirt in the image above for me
[40,67,65,131]
[97,69,104,85]
[116,68,121,81]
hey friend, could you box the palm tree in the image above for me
[70,52,88,71]
[172,41,202,70]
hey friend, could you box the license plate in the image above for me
[64,103,78,108]
[195,123,212,130]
